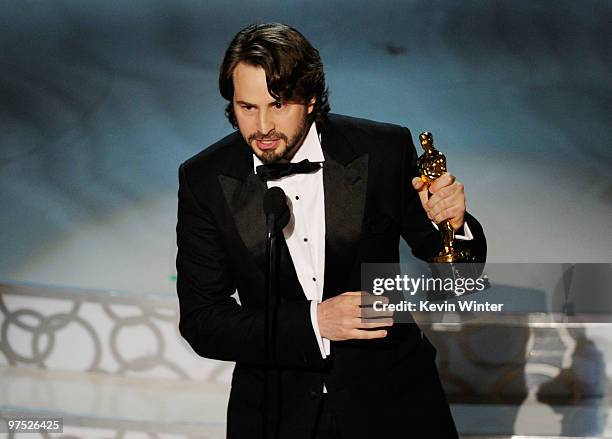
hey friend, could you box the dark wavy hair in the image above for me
[219,23,330,128]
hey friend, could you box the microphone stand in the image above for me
[263,213,279,438]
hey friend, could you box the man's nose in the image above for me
[257,110,275,135]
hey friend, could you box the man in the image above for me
[176,23,486,438]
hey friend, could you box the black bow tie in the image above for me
[256,159,322,182]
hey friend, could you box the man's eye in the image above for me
[274,101,283,109]
[242,105,254,111]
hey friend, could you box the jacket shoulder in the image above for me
[327,113,408,136]
[326,113,414,155]
[180,131,245,176]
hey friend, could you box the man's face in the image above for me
[232,62,314,164]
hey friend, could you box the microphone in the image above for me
[263,186,290,232]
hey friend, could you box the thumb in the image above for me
[412,177,426,191]
[412,177,429,207]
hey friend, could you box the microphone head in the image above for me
[263,187,290,231]
[263,187,286,216]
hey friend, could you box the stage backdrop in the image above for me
[0,0,610,295]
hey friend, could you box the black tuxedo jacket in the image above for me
[176,114,486,438]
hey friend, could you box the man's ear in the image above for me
[307,97,316,114]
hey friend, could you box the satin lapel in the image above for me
[323,154,368,276]
[218,171,268,271]
[320,119,368,293]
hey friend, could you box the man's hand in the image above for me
[412,173,466,230]
[317,291,393,341]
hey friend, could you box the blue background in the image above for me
[1,0,610,295]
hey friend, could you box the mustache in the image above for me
[248,131,288,142]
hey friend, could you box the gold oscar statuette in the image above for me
[417,131,471,263]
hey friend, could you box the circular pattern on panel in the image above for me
[103,303,188,379]
[0,297,101,370]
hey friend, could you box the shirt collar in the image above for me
[252,122,325,172]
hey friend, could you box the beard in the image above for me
[247,116,309,164]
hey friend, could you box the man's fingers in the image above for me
[356,318,394,329]
[426,187,452,209]
[351,329,388,339]
[427,197,449,216]
[424,178,466,225]
[340,291,367,306]
[340,291,388,307]
[342,291,367,296]
[360,307,394,318]
[359,294,388,307]
[433,206,463,224]
[322,292,395,341]
[418,174,466,222]
[429,173,455,193]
